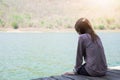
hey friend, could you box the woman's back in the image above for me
[80,33,107,76]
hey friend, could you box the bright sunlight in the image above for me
[90,0,115,9]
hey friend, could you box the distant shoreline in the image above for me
[0,28,120,33]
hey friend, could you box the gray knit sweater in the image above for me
[74,33,107,76]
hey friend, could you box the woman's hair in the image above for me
[75,18,98,42]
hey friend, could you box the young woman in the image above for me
[64,18,107,77]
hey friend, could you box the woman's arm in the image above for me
[74,36,84,73]
[64,36,84,75]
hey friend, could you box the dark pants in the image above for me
[77,64,90,76]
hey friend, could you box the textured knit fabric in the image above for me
[74,33,107,76]
[77,63,90,76]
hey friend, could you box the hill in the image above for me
[0,0,120,30]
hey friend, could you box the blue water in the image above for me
[0,32,120,80]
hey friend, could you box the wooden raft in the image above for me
[32,68,120,80]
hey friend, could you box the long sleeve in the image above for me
[74,34,107,76]
[74,36,84,72]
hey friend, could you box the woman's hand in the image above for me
[64,72,75,75]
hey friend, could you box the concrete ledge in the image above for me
[32,68,120,80]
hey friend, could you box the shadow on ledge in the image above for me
[32,69,120,80]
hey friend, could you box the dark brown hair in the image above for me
[75,18,98,42]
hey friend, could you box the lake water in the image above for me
[0,32,120,80]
